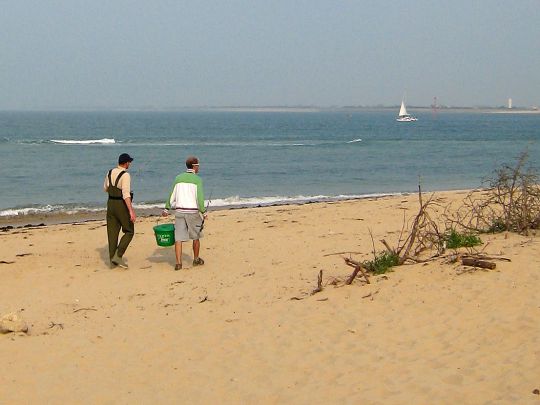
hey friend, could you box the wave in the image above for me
[50,138,116,145]
[5,138,360,147]
[125,140,358,147]
[0,204,104,217]
[136,192,399,210]
[0,193,401,219]
[122,141,324,147]
[206,193,395,208]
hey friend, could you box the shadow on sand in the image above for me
[147,246,192,269]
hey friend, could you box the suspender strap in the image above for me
[114,171,126,186]
[108,169,126,187]
[107,170,127,201]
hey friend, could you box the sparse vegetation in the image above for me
[444,229,482,249]
[363,251,399,275]
[328,149,537,289]
[446,151,540,235]
[484,218,507,234]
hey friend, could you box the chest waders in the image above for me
[106,170,134,260]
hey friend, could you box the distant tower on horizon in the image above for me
[508,98,513,109]
[431,96,439,116]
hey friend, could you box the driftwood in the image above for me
[462,258,496,269]
[73,307,97,313]
[311,270,324,295]
[361,289,380,300]
[396,186,446,264]
[323,251,364,257]
[289,270,325,300]
[343,258,370,285]
[470,255,510,262]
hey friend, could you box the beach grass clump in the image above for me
[363,251,399,275]
[444,229,482,249]
[484,217,507,234]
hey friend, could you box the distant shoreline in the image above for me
[1,106,539,113]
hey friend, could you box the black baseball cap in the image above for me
[118,153,134,164]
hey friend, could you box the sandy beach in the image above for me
[1,190,539,404]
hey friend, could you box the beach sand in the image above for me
[1,191,539,404]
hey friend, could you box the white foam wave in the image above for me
[0,204,103,217]
[50,138,116,145]
[347,138,362,143]
[132,202,164,210]
[132,196,331,210]
[0,205,64,217]
[206,193,395,208]
[127,141,317,147]
[1,192,401,218]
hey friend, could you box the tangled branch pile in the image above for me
[446,151,540,235]
[325,150,537,289]
[381,187,446,264]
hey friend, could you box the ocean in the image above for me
[1,109,539,219]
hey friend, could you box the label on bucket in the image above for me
[154,224,175,247]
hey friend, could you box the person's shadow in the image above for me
[97,245,111,265]
[147,246,191,267]
[97,243,191,268]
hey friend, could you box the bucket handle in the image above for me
[156,209,170,226]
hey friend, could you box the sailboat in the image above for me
[396,99,418,122]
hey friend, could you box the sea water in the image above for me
[0,109,539,217]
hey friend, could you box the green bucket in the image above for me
[153,223,175,247]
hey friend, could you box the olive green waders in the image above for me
[107,170,134,260]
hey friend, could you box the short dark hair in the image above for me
[186,156,199,169]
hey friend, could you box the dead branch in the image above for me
[462,254,511,262]
[361,289,380,299]
[444,152,540,235]
[344,258,370,284]
[73,307,97,313]
[394,186,444,264]
[311,270,324,295]
[380,239,395,255]
[462,258,496,269]
[323,251,364,257]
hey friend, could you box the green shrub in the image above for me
[445,229,482,249]
[485,218,507,234]
[363,251,399,275]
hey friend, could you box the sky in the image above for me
[1,1,539,109]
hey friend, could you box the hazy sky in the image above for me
[2,1,539,109]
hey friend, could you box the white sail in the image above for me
[396,99,417,122]
[398,101,408,117]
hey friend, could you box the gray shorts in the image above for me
[174,212,204,242]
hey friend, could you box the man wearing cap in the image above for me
[104,153,136,268]
[163,156,207,270]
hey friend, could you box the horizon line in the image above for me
[1,104,538,112]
